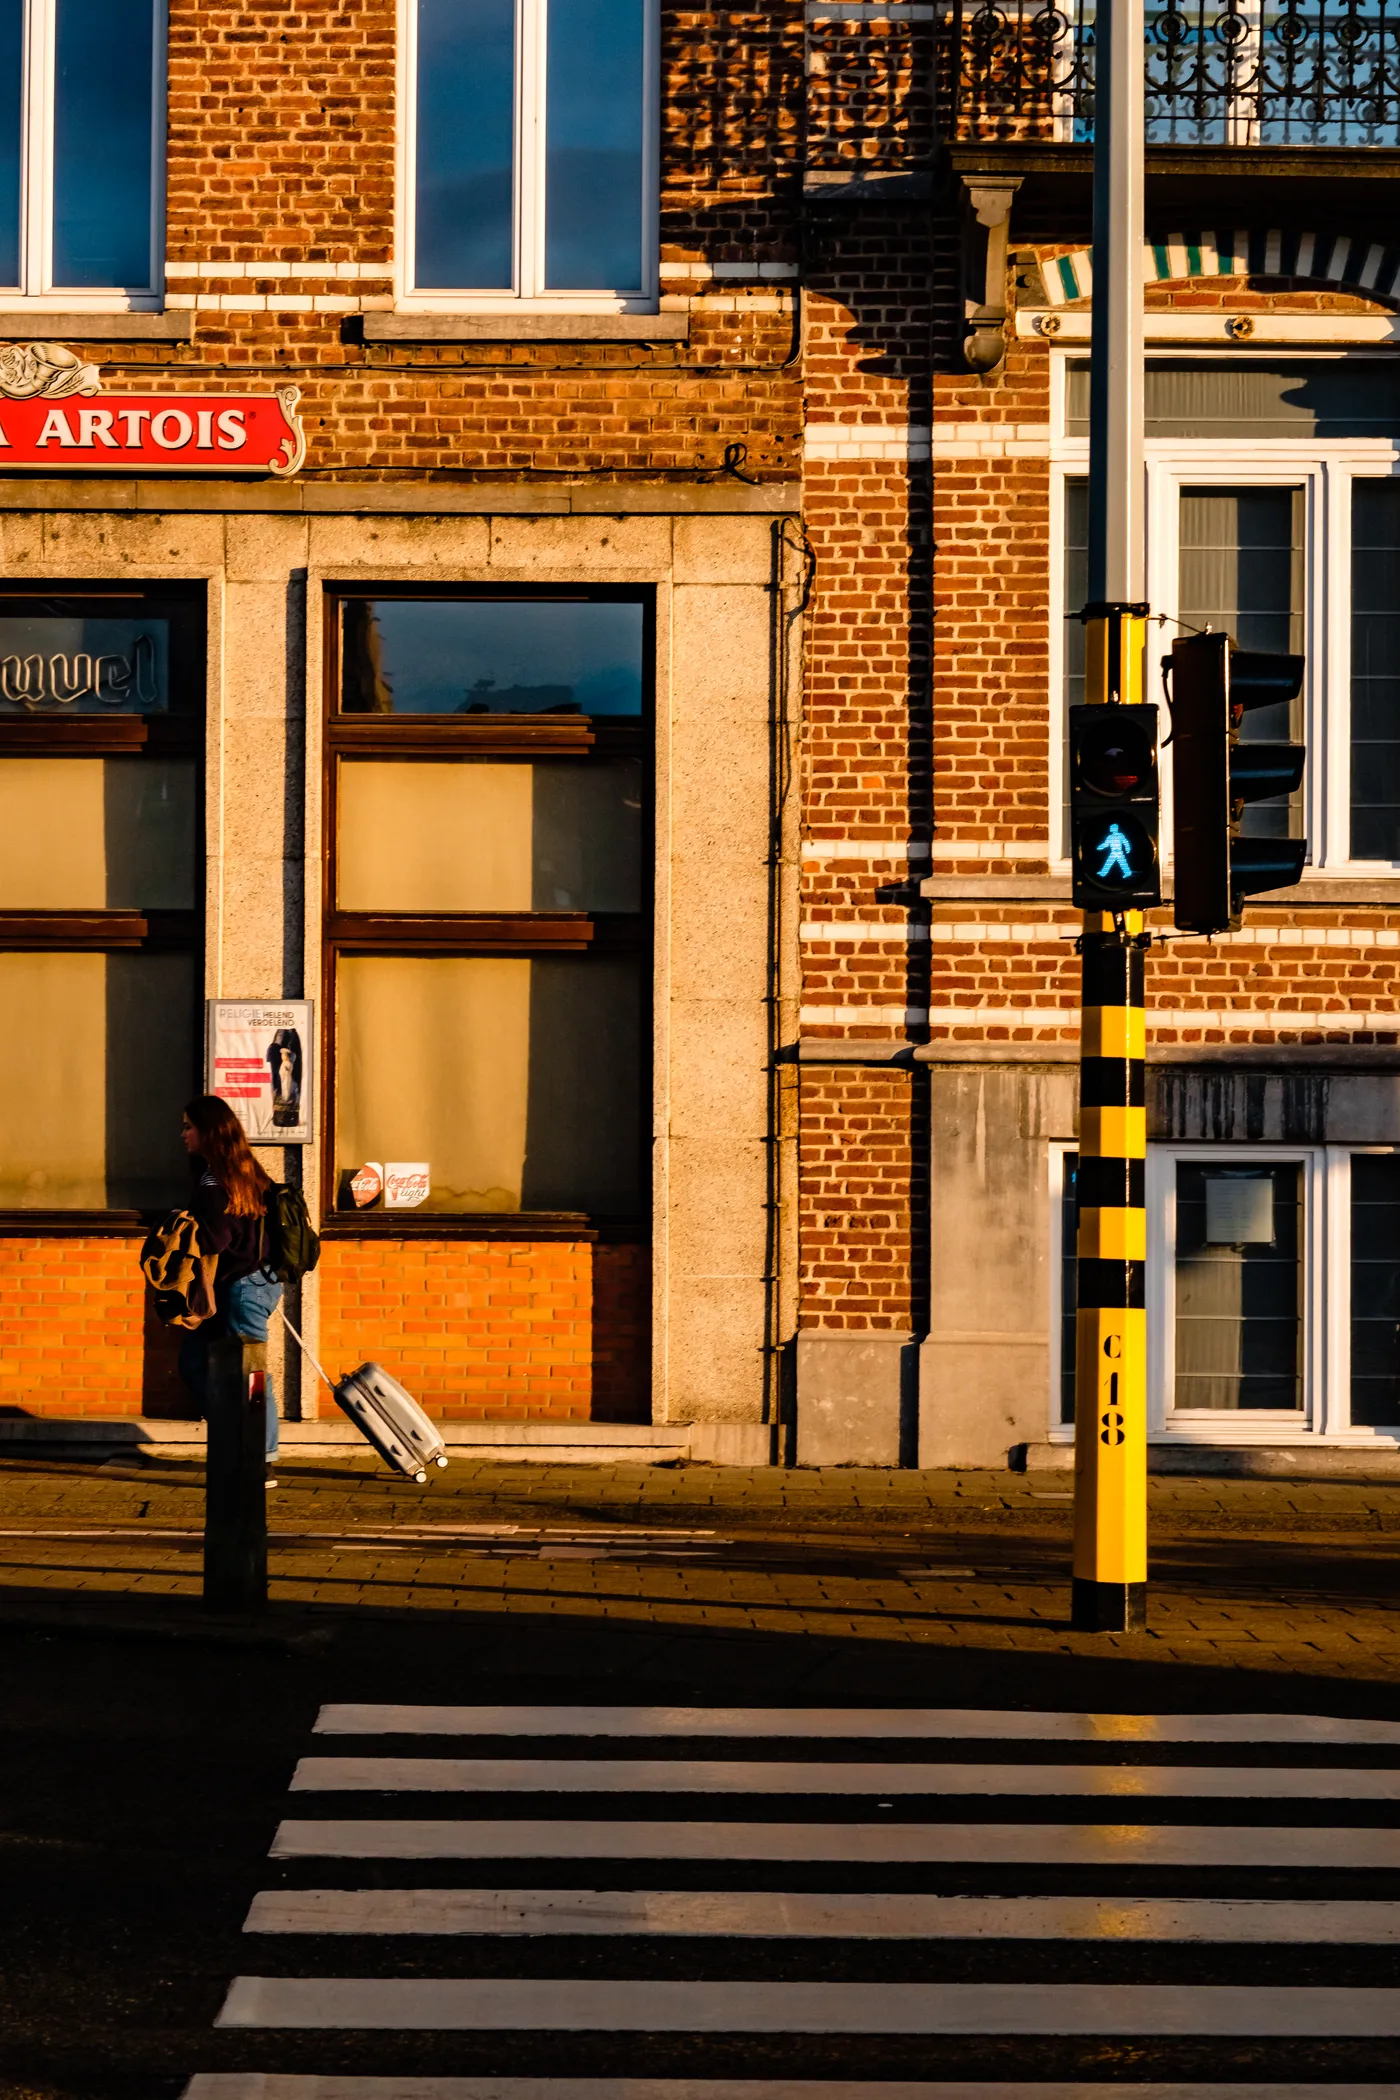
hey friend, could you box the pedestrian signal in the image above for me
[1168,632,1307,936]
[1069,703,1161,910]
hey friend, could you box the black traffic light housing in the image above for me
[1069,703,1161,910]
[1169,632,1307,936]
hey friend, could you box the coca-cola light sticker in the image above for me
[384,1162,431,1209]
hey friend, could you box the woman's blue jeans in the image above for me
[178,1269,284,1460]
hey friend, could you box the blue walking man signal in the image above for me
[1095,821,1136,884]
[1069,702,1160,909]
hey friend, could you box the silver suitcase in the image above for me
[334,1362,449,1482]
[277,1312,448,1484]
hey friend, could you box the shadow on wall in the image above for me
[105,945,201,1419]
[591,1241,652,1423]
[141,1289,194,1419]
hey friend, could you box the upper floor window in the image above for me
[0,0,162,300]
[406,0,656,305]
[1055,356,1400,873]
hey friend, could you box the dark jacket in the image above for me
[189,1170,269,1287]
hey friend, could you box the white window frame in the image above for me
[398,0,660,313]
[1148,1142,1328,1442]
[1049,1139,1400,1444]
[1049,348,1400,875]
[2,0,165,308]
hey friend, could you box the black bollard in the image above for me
[203,1336,268,1613]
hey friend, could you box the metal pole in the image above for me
[203,1336,269,1614]
[1073,0,1149,1635]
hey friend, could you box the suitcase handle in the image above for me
[276,1305,337,1395]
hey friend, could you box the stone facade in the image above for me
[5,2,1397,1467]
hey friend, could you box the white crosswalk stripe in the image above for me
[314,1704,1400,1744]
[269,1817,1400,1865]
[287,1754,1400,1799]
[181,2082,1400,2099]
[187,1703,1400,2094]
[241,1889,1400,1940]
[215,1977,1400,2034]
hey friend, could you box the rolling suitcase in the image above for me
[278,1310,448,1483]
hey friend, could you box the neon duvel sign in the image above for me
[0,342,305,476]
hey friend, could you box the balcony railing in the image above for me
[936,0,1400,146]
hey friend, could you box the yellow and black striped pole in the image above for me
[1071,0,1149,1634]
[1073,604,1148,1635]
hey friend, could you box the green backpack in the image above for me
[265,1183,321,1285]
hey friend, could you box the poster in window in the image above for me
[205,1000,314,1145]
[1204,1173,1275,1244]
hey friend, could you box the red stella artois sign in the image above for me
[0,342,306,476]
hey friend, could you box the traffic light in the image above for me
[1070,703,1161,910]
[1169,632,1307,936]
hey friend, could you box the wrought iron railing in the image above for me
[936,0,1400,145]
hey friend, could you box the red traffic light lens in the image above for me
[1074,713,1155,798]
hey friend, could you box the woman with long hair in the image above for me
[176,1094,283,1478]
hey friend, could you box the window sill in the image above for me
[0,310,193,340]
[923,873,1400,906]
[359,311,689,344]
[319,1213,647,1241]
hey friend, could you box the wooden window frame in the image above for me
[322,582,653,1242]
[0,581,204,1229]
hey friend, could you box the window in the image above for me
[1054,1142,1400,1439]
[1053,355,1400,870]
[405,0,657,305]
[1173,1161,1304,1413]
[325,589,650,1225]
[0,0,162,300]
[1177,486,1304,842]
[0,586,203,1214]
[1351,1154,1400,1427]
[1351,481,1400,862]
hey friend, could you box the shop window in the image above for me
[0,586,204,1216]
[0,0,162,297]
[406,0,656,303]
[326,588,649,1226]
[1351,1153,1400,1426]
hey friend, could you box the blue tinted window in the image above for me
[544,0,645,291]
[415,0,515,291]
[0,2,20,285]
[341,599,645,716]
[52,0,154,288]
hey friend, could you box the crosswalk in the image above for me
[185,1702,1400,2099]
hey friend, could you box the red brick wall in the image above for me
[798,1070,919,1331]
[0,1237,186,1419]
[0,1235,649,1422]
[317,1239,650,1423]
[146,0,804,478]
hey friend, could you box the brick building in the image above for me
[1,1,1397,1472]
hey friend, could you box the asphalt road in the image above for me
[6,1457,1400,2098]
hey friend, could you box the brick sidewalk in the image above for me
[2,1453,1400,1691]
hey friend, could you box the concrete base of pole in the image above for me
[1071,1577,1147,1633]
